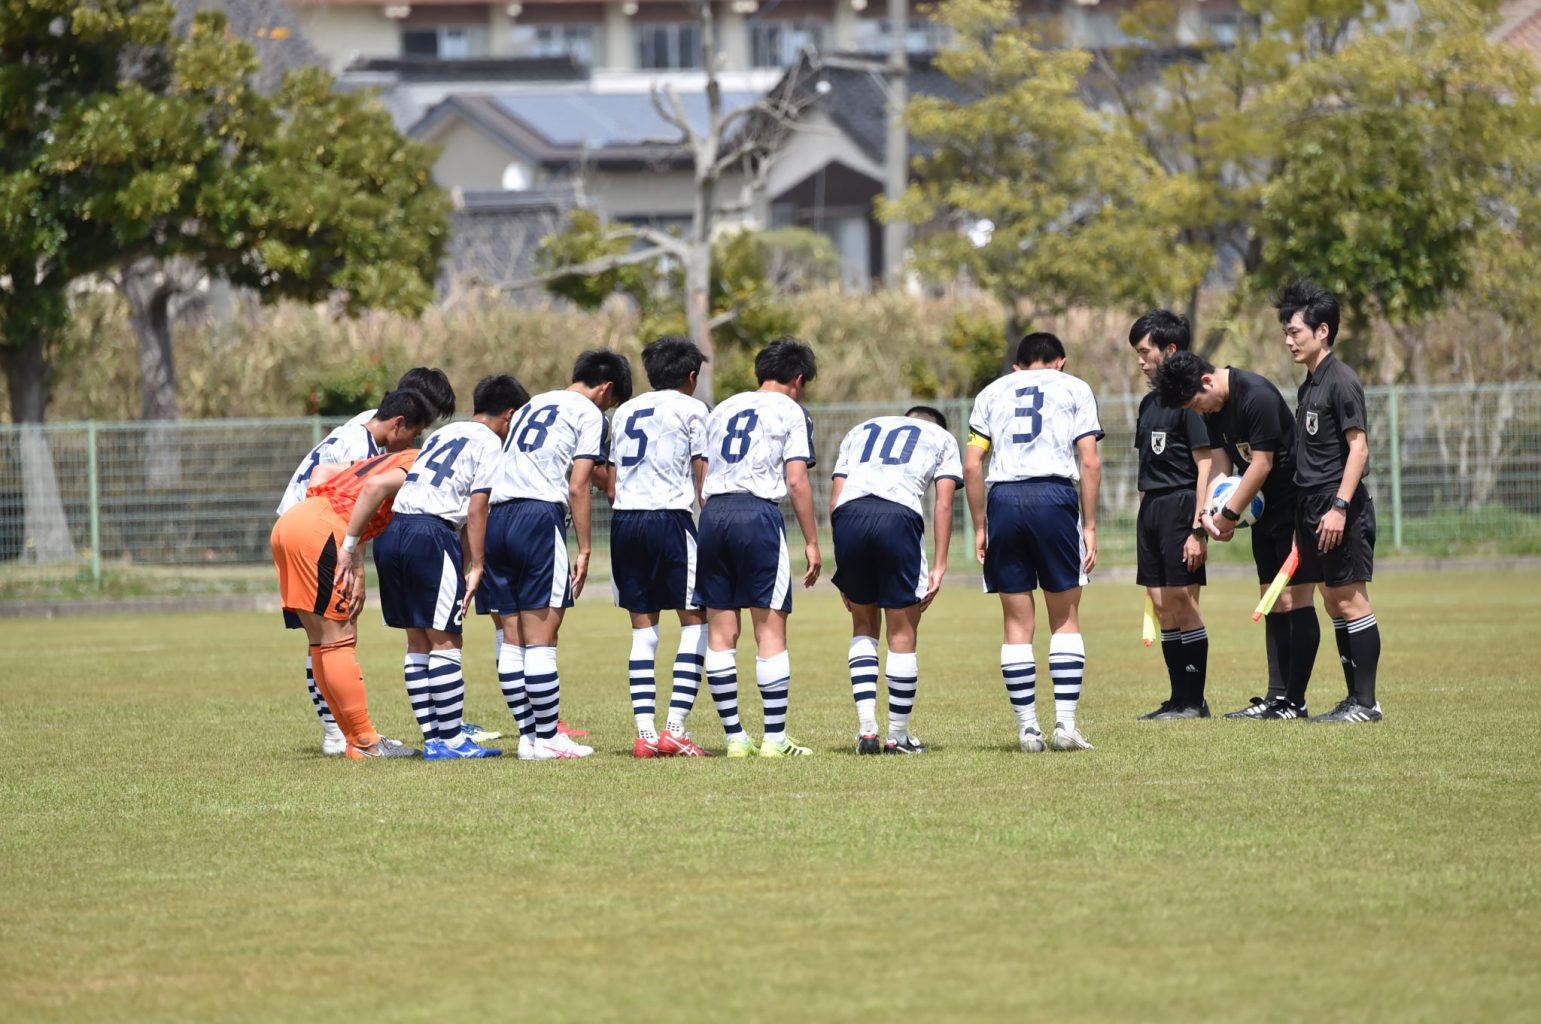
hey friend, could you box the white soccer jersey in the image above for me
[275,420,380,515]
[392,420,503,527]
[701,390,816,502]
[968,369,1103,484]
[831,416,963,516]
[490,389,609,506]
[611,389,709,512]
[344,408,375,429]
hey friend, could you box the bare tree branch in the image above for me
[707,308,738,330]
[502,246,674,292]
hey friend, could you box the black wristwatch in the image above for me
[1331,496,1350,511]
[1190,525,1208,539]
[1220,505,1241,522]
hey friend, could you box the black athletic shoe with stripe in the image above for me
[884,736,927,754]
[1140,701,1212,720]
[1310,698,1383,723]
[857,734,883,755]
[1244,696,1308,720]
[1224,696,1268,718]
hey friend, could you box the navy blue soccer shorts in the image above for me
[372,513,467,633]
[831,495,928,609]
[693,493,791,613]
[610,508,700,614]
[983,478,1086,595]
[480,499,573,614]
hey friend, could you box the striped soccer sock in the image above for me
[306,655,336,726]
[1001,643,1037,731]
[756,650,791,744]
[885,650,919,743]
[429,648,466,743]
[1332,618,1355,697]
[524,645,561,741]
[1158,628,1183,704]
[497,642,534,737]
[403,652,434,741]
[1050,633,1086,731]
[629,625,660,740]
[666,623,707,736]
[705,647,744,738]
[1345,613,1381,707]
[1179,626,1208,706]
[847,635,881,735]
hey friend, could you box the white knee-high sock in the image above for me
[429,648,466,742]
[524,645,561,740]
[756,650,791,744]
[847,635,880,735]
[885,650,919,742]
[1001,643,1037,731]
[705,647,744,738]
[498,642,533,737]
[1050,633,1087,730]
[667,623,707,735]
[628,625,661,739]
[404,652,434,740]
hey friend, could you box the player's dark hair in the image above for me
[376,387,434,428]
[1015,331,1066,367]
[905,405,949,430]
[396,367,456,419]
[473,374,530,416]
[1273,278,1340,346]
[641,335,707,391]
[572,348,634,404]
[755,337,817,385]
[1128,309,1191,352]
[1153,351,1215,409]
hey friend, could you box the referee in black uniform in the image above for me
[1129,311,1214,719]
[1276,280,1383,722]
[1154,351,1321,719]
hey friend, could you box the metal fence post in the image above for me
[1388,386,1403,549]
[87,420,102,588]
[311,415,323,446]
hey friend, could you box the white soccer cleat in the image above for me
[1050,722,1094,751]
[1019,725,1047,753]
[321,723,347,756]
[516,734,537,760]
[528,733,594,759]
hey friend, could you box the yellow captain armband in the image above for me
[967,432,992,453]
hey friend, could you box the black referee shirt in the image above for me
[1294,352,1369,490]
[1203,367,1298,504]
[1135,391,1210,492]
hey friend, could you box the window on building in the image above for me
[512,24,599,66]
[749,21,829,68]
[635,23,701,70]
[401,26,490,59]
[853,18,953,54]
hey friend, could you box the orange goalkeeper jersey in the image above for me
[306,449,419,541]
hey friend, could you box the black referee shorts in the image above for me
[1294,486,1375,587]
[1136,488,1206,588]
[1249,491,1298,585]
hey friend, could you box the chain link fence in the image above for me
[3,384,1540,602]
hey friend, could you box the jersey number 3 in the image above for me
[1012,386,1044,444]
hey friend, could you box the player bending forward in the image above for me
[373,375,530,760]
[482,350,631,759]
[965,332,1102,753]
[608,336,715,758]
[831,405,961,754]
[695,338,822,757]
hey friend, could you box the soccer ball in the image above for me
[1207,474,1264,528]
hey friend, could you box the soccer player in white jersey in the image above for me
[372,375,530,760]
[695,338,822,758]
[965,332,1103,753]
[608,336,715,758]
[482,350,631,760]
[274,380,447,755]
[830,405,962,755]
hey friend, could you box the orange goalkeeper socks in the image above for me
[310,637,379,750]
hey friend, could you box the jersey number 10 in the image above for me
[855,422,921,465]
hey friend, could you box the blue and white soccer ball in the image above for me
[1207,474,1264,528]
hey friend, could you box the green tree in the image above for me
[884,0,1205,351]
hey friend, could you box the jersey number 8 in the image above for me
[720,409,759,463]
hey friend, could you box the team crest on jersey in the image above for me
[1150,431,1167,455]
[1305,410,1320,435]
[1235,442,1253,463]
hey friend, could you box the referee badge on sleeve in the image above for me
[1150,431,1167,454]
[1305,410,1319,435]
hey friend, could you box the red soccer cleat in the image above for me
[633,736,659,759]
[657,731,713,757]
[557,720,589,738]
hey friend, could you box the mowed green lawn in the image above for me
[2,570,1538,1023]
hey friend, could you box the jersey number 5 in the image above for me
[720,409,759,463]
[1012,386,1044,444]
[620,408,654,468]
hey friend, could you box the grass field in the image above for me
[2,570,1539,1022]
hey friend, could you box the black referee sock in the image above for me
[1159,629,1183,704]
[1179,627,1209,707]
[1265,612,1291,701]
[1345,614,1381,707]
[1332,618,1355,698]
[1285,606,1320,706]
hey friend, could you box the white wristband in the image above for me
[341,534,360,554]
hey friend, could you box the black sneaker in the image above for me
[1140,701,1211,720]
[1311,698,1383,723]
[1247,696,1309,720]
[856,733,883,755]
[1224,696,1269,718]
[884,736,927,754]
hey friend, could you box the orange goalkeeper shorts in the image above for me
[271,497,353,622]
